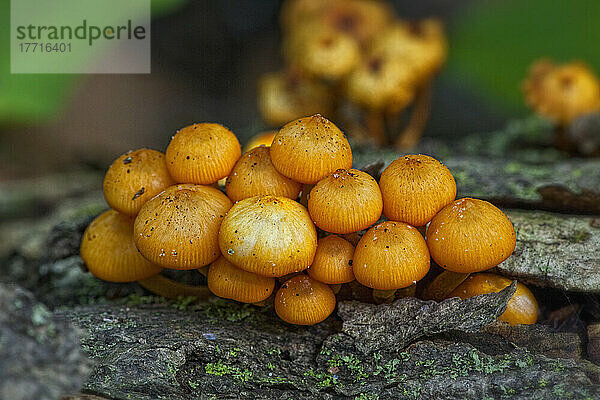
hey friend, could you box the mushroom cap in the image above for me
[346,54,416,112]
[244,130,277,152]
[353,221,430,290]
[207,257,275,303]
[307,235,355,284]
[134,184,232,269]
[275,274,336,325]
[80,210,162,282]
[165,123,241,184]
[308,168,383,233]
[379,154,456,227]
[103,148,175,216]
[523,60,600,125]
[297,27,360,80]
[219,195,317,277]
[225,146,302,203]
[370,19,447,84]
[447,273,538,326]
[427,198,516,273]
[270,114,353,184]
[258,71,334,127]
[321,0,394,45]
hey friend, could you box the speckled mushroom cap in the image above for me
[370,19,447,84]
[207,257,275,303]
[427,198,516,274]
[270,115,353,184]
[447,273,538,326]
[225,146,302,203]
[353,221,430,290]
[523,60,600,125]
[379,154,456,227]
[258,71,334,128]
[103,148,175,216]
[346,54,416,112]
[244,130,277,152]
[165,123,241,185]
[275,274,336,325]
[308,168,382,234]
[307,235,355,284]
[80,210,162,282]
[134,184,232,270]
[218,195,317,277]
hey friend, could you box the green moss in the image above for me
[202,300,255,322]
[303,368,337,388]
[572,230,590,243]
[172,296,198,311]
[266,348,281,356]
[229,347,241,357]
[328,353,368,381]
[205,360,253,383]
[354,394,379,400]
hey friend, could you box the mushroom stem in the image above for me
[395,83,432,150]
[372,289,396,304]
[421,270,470,301]
[396,284,416,298]
[366,109,387,146]
[330,284,342,294]
[299,184,315,207]
[138,274,211,300]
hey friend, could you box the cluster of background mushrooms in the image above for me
[81,113,538,326]
[258,0,447,149]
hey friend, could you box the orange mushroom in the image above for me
[244,130,277,152]
[307,235,355,285]
[207,257,275,303]
[103,149,174,216]
[270,114,353,185]
[427,198,516,274]
[225,146,302,203]
[296,26,360,81]
[80,210,162,282]
[258,71,334,127]
[165,123,241,185]
[447,273,538,326]
[308,168,382,234]
[523,60,600,126]
[134,184,232,269]
[370,19,447,85]
[379,154,456,227]
[275,274,336,325]
[353,221,430,291]
[218,195,317,277]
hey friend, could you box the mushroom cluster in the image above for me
[259,0,447,149]
[523,59,600,156]
[81,113,537,326]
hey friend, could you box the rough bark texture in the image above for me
[59,287,600,400]
[0,283,93,400]
[496,211,600,292]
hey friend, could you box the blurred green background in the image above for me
[1,0,599,177]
